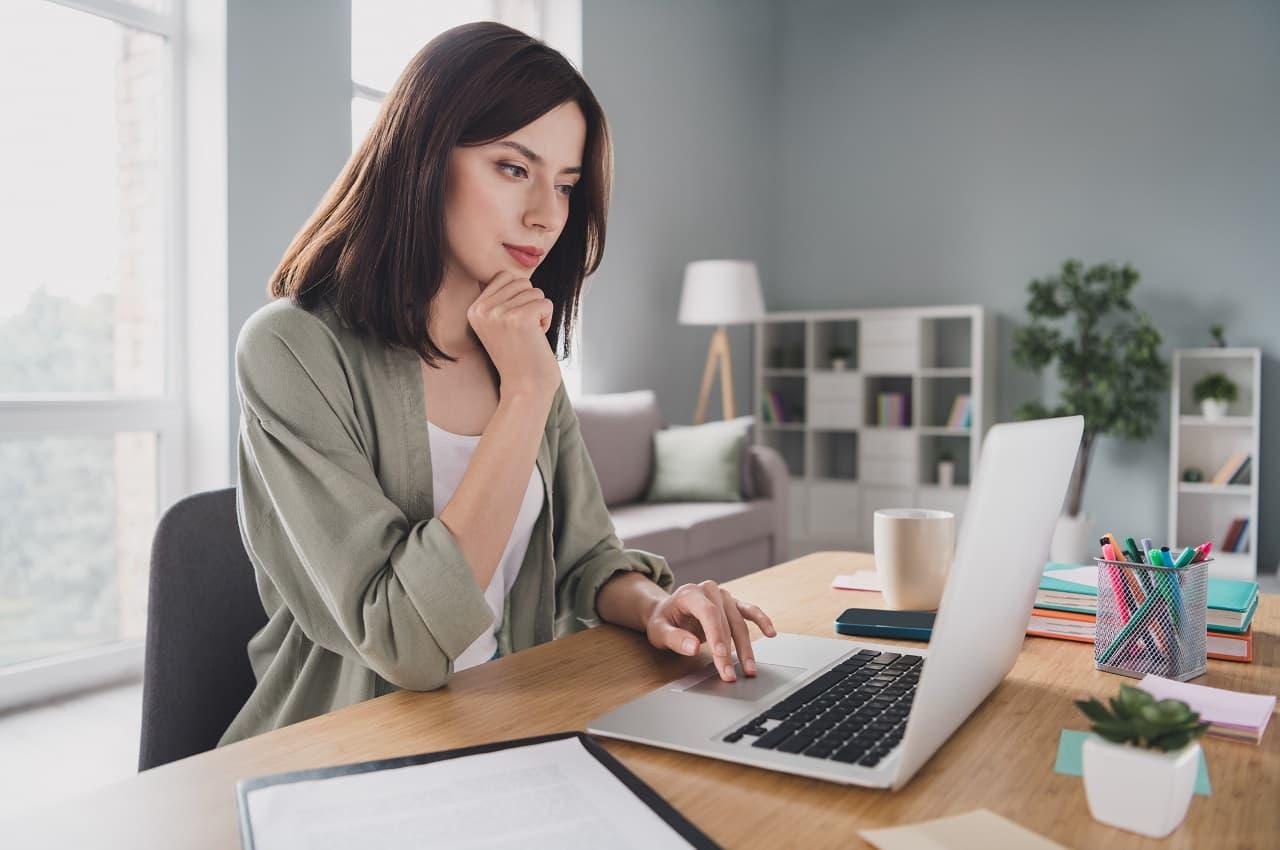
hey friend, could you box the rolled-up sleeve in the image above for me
[549,384,676,632]
[235,309,493,691]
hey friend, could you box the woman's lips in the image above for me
[504,245,540,269]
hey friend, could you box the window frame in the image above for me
[0,0,189,710]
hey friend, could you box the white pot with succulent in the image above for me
[936,450,955,487]
[1193,371,1237,421]
[1076,685,1209,838]
[828,345,852,371]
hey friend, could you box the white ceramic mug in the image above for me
[873,508,956,610]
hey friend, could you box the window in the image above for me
[0,0,184,701]
[351,1,585,399]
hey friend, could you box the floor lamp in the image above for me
[678,260,765,424]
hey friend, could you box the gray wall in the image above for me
[226,0,352,477]
[584,0,1278,569]
[580,0,778,425]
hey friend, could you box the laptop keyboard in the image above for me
[721,649,922,767]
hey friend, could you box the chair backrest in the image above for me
[137,487,267,771]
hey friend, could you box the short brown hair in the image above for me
[268,22,611,366]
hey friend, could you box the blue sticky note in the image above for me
[1054,729,1211,796]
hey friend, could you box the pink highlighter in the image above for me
[1101,542,1132,621]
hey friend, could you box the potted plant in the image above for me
[1209,323,1227,348]
[1075,685,1209,838]
[1013,260,1169,563]
[936,450,955,487]
[1192,372,1237,420]
[828,345,852,371]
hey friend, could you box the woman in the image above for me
[219,22,776,746]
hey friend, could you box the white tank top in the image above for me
[427,420,543,671]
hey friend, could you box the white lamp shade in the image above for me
[678,260,765,326]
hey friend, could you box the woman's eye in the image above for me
[500,162,576,198]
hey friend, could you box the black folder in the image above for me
[236,730,721,849]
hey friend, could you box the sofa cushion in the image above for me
[610,499,775,564]
[571,390,666,507]
[646,418,749,503]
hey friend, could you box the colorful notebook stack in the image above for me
[945,394,972,429]
[1027,562,1259,662]
[876,392,909,427]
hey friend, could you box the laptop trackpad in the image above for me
[681,662,807,701]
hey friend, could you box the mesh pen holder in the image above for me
[1093,557,1209,681]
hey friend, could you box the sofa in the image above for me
[571,389,790,586]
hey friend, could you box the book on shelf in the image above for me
[1221,516,1251,553]
[945,394,971,429]
[1034,563,1259,632]
[1211,452,1250,486]
[1227,455,1252,485]
[767,391,787,424]
[876,392,909,427]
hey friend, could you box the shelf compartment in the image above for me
[864,375,913,427]
[920,434,971,486]
[812,319,859,370]
[762,321,807,369]
[918,375,972,429]
[859,317,919,373]
[920,317,972,369]
[1176,353,1257,418]
[812,429,858,481]
[760,428,806,478]
[760,374,807,425]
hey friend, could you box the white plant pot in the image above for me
[1049,512,1094,564]
[936,461,955,488]
[1200,399,1229,420]
[831,358,848,371]
[1082,735,1200,838]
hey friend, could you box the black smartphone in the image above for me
[834,607,935,641]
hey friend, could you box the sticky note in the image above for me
[1054,729,1210,796]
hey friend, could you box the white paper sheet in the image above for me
[832,571,882,591]
[245,737,696,850]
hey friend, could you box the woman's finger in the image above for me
[722,589,757,676]
[681,582,736,682]
[736,599,777,638]
[649,619,702,656]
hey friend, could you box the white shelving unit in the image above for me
[754,306,995,553]
[1169,348,1262,580]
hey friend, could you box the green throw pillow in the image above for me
[645,419,748,503]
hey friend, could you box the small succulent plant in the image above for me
[1075,685,1210,752]
[1192,372,1238,404]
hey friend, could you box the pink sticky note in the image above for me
[1137,674,1276,737]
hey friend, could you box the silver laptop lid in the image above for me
[892,416,1082,788]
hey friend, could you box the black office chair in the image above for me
[138,487,267,771]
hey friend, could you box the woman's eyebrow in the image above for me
[495,140,582,175]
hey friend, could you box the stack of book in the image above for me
[944,394,972,429]
[761,391,793,424]
[876,392,909,427]
[1211,452,1252,486]
[1026,563,1259,662]
[1220,516,1251,553]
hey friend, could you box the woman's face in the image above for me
[442,100,587,290]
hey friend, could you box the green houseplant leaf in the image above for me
[1012,260,1170,517]
[1075,685,1210,752]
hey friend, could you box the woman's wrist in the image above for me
[596,570,667,632]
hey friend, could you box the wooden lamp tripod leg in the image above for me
[694,325,735,424]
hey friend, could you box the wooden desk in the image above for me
[5,552,1277,848]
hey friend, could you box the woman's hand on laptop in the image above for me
[645,581,777,682]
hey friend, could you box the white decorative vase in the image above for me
[831,357,848,371]
[936,461,955,488]
[1082,735,1200,838]
[1200,398,1229,420]
[1049,512,1094,564]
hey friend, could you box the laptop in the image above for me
[588,415,1083,789]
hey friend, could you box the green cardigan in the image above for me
[217,297,675,746]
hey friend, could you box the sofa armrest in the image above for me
[744,444,789,559]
